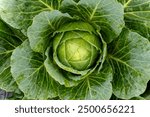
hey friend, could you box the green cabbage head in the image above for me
[53,22,101,72]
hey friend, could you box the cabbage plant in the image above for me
[0,0,150,100]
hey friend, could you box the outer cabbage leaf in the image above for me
[119,0,150,40]
[0,0,62,35]
[61,0,124,43]
[11,40,59,99]
[108,28,150,99]
[27,10,71,53]
[58,62,113,100]
[0,19,22,92]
